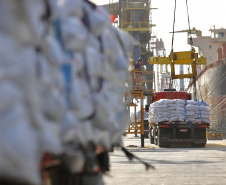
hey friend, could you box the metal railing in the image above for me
[121,22,150,30]
[122,1,149,9]
[130,70,155,95]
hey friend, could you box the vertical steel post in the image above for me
[133,34,140,63]
[135,104,137,137]
[141,92,144,147]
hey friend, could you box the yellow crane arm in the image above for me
[149,49,206,79]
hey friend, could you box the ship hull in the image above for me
[187,60,226,137]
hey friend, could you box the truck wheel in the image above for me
[150,128,154,144]
[150,137,154,144]
[157,128,170,147]
[157,128,163,147]
[154,136,158,145]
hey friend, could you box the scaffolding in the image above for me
[107,0,156,146]
[108,0,119,17]
[126,69,155,146]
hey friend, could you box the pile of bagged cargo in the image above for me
[185,100,210,123]
[0,0,132,184]
[149,99,210,124]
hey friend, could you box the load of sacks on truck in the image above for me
[149,99,210,123]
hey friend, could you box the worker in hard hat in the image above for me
[134,57,143,90]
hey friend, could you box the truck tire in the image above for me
[157,128,170,147]
[157,128,163,147]
[150,137,154,144]
[150,128,154,144]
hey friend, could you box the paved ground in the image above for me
[103,135,226,185]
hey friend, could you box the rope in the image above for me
[53,19,72,108]
[210,98,226,114]
[171,0,177,52]
[186,0,193,47]
[184,106,188,121]
[199,107,203,122]
[204,74,226,101]
[121,147,155,170]
[197,71,226,99]
[197,78,203,100]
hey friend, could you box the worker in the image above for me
[134,57,143,90]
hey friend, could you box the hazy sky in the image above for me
[91,0,226,55]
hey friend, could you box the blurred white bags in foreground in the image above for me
[0,0,133,184]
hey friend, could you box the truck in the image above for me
[149,90,210,147]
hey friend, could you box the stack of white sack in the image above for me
[185,100,210,123]
[0,0,132,184]
[60,1,131,141]
[55,0,132,174]
[149,99,186,123]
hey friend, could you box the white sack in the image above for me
[117,29,134,59]
[199,106,210,112]
[101,27,122,65]
[43,89,65,121]
[186,100,196,105]
[61,112,94,146]
[0,82,24,114]
[158,117,169,122]
[38,120,63,155]
[70,78,94,120]
[73,53,85,74]
[0,103,40,185]
[185,105,200,111]
[175,99,185,105]
[41,36,64,67]
[60,111,82,143]
[85,46,102,77]
[62,17,88,51]
[60,0,83,18]
[201,111,210,116]
[1,0,45,45]
[83,3,110,37]
[92,90,118,131]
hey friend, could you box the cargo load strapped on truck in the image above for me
[149,98,210,147]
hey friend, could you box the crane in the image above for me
[149,48,206,79]
[169,27,202,37]
[148,0,207,100]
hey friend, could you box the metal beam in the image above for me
[149,49,207,79]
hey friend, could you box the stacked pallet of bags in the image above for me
[149,99,210,124]
[149,99,185,123]
[185,100,210,123]
[0,0,132,184]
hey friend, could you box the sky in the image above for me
[91,0,226,55]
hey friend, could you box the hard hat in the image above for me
[138,57,143,61]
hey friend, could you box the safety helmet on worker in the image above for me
[138,57,143,61]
